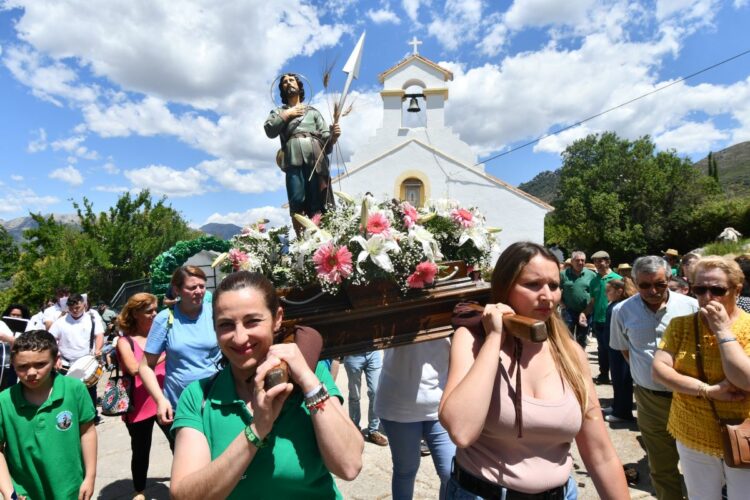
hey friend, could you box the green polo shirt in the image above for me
[0,373,95,499]
[590,270,622,323]
[173,362,343,500]
[560,267,596,312]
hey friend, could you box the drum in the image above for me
[66,355,103,387]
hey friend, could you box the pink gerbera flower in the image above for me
[407,261,438,288]
[313,242,353,284]
[401,202,419,228]
[450,208,474,228]
[366,212,391,234]
[311,213,322,227]
[228,249,249,271]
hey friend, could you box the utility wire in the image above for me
[475,47,750,167]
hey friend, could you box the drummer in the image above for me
[49,293,105,423]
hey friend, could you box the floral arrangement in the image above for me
[419,198,500,272]
[213,193,498,298]
[287,194,442,294]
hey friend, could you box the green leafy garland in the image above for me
[150,236,230,296]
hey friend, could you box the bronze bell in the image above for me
[407,96,420,113]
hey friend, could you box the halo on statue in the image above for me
[269,73,315,107]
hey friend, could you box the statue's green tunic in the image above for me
[264,105,334,217]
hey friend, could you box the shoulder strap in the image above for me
[693,312,722,422]
[89,312,96,351]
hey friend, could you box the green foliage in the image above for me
[4,190,199,307]
[681,196,750,250]
[703,238,750,257]
[150,236,231,295]
[545,132,722,262]
[0,226,19,281]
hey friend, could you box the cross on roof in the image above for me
[408,36,422,55]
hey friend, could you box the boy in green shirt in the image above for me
[0,330,97,500]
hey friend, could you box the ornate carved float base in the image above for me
[279,277,491,358]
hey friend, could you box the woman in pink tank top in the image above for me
[116,293,170,500]
[440,242,629,499]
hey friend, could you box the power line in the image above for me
[475,47,750,167]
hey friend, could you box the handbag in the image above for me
[693,313,750,468]
[100,335,134,417]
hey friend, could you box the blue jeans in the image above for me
[344,351,382,434]
[608,347,633,419]
[445,473,578,499]
[562,308,588,348]
[381,418,456,500]
[592,322,609,378]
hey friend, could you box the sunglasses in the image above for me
[637,282,669,291]
[692,285,729,297]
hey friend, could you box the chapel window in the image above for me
[401,178,424,207]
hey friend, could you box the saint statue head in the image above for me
[279,73,305,105]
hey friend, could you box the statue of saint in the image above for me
[264,73,340,234]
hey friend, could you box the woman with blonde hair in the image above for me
[653,255,750,498]
[440,241,628,499]
[116,293,169,500]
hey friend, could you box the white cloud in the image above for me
[504,0,596,30]
[51,135,99,160]
[735,0,749,7]
[402,0,428,22]
[428,0,483,51]
[2,45,97,106]
[656,0,718,21]
[49,165,84,186]
[653,121,729,153]
[27,128,47,153]
[94,185,129,193]
[0,188,59,214]
[367,8,401,24]
[197,159,285,194]
[477,19,508,57]
[102,161,120,174]
[10,175,24,182]
[124,165,207,198]
[203,206,291,229]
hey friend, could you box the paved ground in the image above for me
[91,336,656,499]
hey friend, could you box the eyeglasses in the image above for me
[637,282,669,291]
[692,285,729,297]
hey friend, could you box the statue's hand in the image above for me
[282,104,306,121]
[331,123,341,139]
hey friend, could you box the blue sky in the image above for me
[0,0,748,229]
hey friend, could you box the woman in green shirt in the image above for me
[170,271,363,499]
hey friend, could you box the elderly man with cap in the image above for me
[561,251,596,347]
[610,256,698,499]
[580,250,621,384]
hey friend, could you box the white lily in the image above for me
[334,191,355,204]
[350,234,400,273]
[459,226,489,251]
[408,226,442,261]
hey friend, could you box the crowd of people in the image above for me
[0,245,748,499]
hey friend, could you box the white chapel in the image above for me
[336,44,552,252]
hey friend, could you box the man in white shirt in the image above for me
[49,293,104,422]
[610,256,698,500]
[43,286,70,330]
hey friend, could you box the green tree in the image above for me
[0,226,19,281]
[545,132,721,262]
[5,191,200,307]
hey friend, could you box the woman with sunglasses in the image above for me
[440,242,629,499]
[116,293,170,500]
[653,256,750,498]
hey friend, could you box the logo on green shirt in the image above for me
[55,410,73,431]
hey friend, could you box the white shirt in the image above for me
[375,338,450,422]
[43,303,65,326]
[49,312,104,362]
[26,311,46,332]
[610,291,698,390]
[0,321,12,340]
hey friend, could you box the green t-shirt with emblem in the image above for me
[560,267,597,312]
[590,271,622,323]
[173,362,343,500]
[0,373,96,499]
